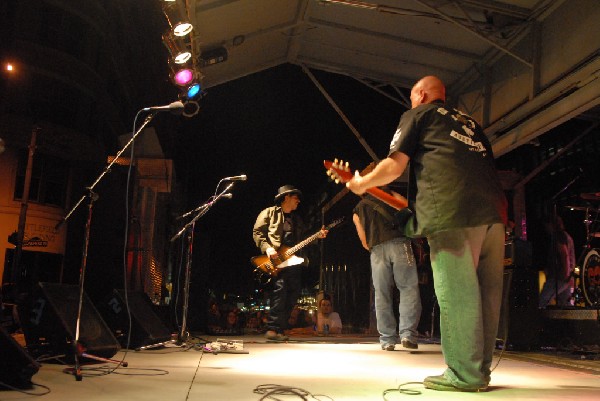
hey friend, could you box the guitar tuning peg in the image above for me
[334,178,340,184]
[334,158,339,165]
[326,170,331,177]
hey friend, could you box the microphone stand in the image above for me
[57,113,155,380]
[138,184,234,350]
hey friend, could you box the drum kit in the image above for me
[565,192,600,307]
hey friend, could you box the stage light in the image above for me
[172,21,193,37]
[168,58,196,86]
[173,68,194,86]
[162,32,191,64]
[186,82,201,98]
[162,2,193,37]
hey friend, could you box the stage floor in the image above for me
[2,334,599,401]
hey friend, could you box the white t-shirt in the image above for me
[317,312,342,333]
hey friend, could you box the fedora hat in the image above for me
[274,185,302,203]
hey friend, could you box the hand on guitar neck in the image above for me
[324,159,408,211]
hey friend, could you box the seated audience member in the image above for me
[221,310,242,335]
[317,297,342,334]
[245,313,261,334]
[285,306,317,336]
[257,310,269,328]
[288,305,303,328]
[302,309,316,328]
[207,301,221,334]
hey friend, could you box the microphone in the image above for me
[142,100,184,113]
[223,175,247,181]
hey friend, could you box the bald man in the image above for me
[347,76,507,392]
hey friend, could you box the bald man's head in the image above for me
[410,76,446,109]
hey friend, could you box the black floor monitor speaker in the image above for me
[99,290,172,349]
[0,326,40,389]
[18,282,120,361]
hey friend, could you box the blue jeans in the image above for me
[428,223,505,389]
[370,237,421,345]
[539,277,572,307]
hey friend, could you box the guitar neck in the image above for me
[366,187,408,210]
[323,160,407,211]
[283,232,320,257]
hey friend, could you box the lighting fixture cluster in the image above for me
[161,0,203,117]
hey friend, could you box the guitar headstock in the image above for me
[324,159,353,184]
[326,216,345,230]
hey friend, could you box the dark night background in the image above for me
[170,64,405,299]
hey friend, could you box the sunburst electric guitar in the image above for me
[250,218,344,278]
[324,159,409,210]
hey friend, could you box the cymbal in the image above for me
[565,205,598,212]
[581,192,600,201]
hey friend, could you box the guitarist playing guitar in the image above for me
[252,185,328,341]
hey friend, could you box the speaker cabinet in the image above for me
[0,326,40,389]
[18,282,120,360]
[498,268,541,350]
[99,290,172,349]
[504,240,532,267]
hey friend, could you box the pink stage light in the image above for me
[174,68,194,86]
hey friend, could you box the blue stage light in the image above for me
[187,83,201,99]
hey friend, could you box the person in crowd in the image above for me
[285,306,317,336]
[346,76,507,392]
[245,313,261,334]
[353,188,421,350]
[316,297,342,335]
[206,300,221,334]
[287,304,311,329]
[253,185,328,341]
[221,310,242,335]
[539,214,576,307]
[302,308,316,328]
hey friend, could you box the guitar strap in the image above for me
[362,197,398,225]
[405,162,417,233]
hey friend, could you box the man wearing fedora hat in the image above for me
[253,185,328,341]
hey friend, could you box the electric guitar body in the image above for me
[250,218,344,279]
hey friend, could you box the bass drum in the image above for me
[582,249,600,306]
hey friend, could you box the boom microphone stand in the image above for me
[137,182,237,351]
[56,113,155,380]
[175,183,237,345]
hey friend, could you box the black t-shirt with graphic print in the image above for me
[389,100,507,237]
